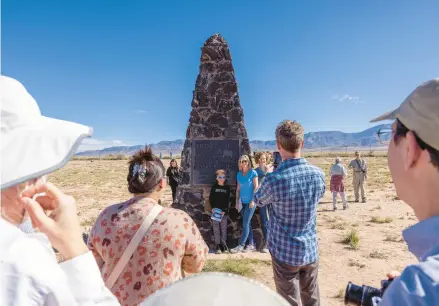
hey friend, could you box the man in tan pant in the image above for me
[349,151,368,203]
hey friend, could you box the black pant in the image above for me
[170,183,177,202]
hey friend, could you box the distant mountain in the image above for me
[75,124,390,157]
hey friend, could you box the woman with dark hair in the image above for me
[166,159,180,202]
[88,146,208,305]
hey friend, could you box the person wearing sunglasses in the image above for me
[231,155,259,253]
[209,170,231,254]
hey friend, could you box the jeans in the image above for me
[239,203,256,246]
[212,217,228,245]
[259,205,270,242]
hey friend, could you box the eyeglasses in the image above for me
[240,160,248,164]
[217,176,226,179]
[376,128,395,144]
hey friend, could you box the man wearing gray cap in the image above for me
[369,78,439,305]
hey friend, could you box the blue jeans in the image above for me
[259,205,270,242]
[239,203,256,246]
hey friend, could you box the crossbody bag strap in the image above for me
[105,204,163,289]
[356,159,365,173]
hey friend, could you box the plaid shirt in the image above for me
[254,158,325,266]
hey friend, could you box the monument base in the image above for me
[173,186,264,251]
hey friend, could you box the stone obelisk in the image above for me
[173,34,262,249]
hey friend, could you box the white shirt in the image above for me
[0,218,120,305]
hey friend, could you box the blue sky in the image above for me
[3,0,438,151]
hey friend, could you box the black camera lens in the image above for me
[345,282,382,306]
[345,282,363,305]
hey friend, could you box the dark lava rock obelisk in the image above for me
[173,34,259,249]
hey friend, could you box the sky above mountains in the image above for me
[3,0,439,151]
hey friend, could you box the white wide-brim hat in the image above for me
[140,272,290,306]
[1,76,92,190]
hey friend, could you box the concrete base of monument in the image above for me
[172,186,264,251]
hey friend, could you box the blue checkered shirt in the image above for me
[254,158,325,266]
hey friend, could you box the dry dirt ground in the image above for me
[49,156,417,306]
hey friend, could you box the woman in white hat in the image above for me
[0,76,119,305]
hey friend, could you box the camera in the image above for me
[344,279,393,306]
[272,151,282,170]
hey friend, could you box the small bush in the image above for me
[371,216,393,224]
[334,288,345,299]
[342,229,360,250]
[348,259,366,269]
[384,234,403,243]
[369,250,388,259]
[330,222,347,230]
[81,217,97,227]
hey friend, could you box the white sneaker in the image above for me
[244,244,256,253]
[230,245,245,254]
[261,245,269,253]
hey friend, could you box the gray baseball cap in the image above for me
[370,78,439,150]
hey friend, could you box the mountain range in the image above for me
[76,124,390,156]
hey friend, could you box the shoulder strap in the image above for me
[105,204,163,289]
[355,159,364,172]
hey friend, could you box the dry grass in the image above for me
[384,234,404,243]
[330,222,348,230]
[334,288,345,299]
[202,258,271,277]
[371,216,394,224]
[341,229,360,250]
[348,259,366,269]
[369,250,389,259]
[81,216,97,227]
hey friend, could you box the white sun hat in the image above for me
[1,76,92,190]
[140,272,290,306]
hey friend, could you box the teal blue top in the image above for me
[237,169,258,203]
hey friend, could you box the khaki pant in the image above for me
[272,256,320,306]
[353,172,366,201]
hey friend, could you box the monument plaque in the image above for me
[192,139,240,185]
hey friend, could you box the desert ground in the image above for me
[49,155,417,305]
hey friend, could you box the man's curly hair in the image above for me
[275,120,304,153]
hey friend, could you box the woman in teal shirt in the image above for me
[231,155,259,253]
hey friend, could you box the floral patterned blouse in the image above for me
[88,197,208,306]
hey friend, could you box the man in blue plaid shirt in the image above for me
[254,120,325,306]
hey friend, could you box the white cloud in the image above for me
[332,94,362,104]
[135,109,148,114]
[77,138,128,152]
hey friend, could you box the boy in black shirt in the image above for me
[209,169,231,254]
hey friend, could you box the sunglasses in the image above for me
[217,176,226,179]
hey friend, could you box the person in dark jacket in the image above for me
[166,159,180,202]
[209,169,231,254]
